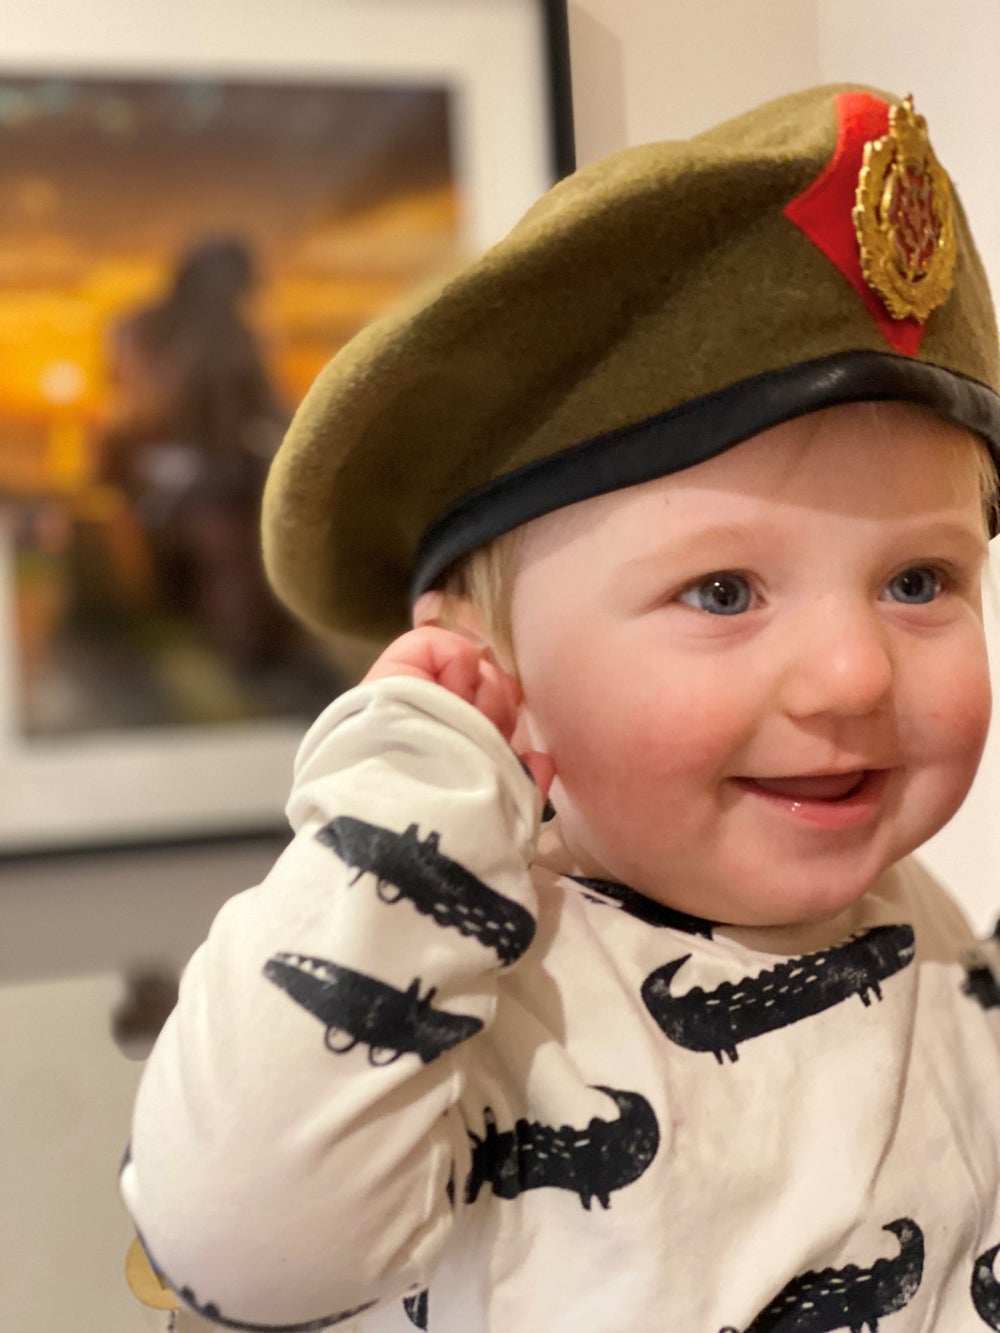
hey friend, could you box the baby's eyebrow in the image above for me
[891,519,989,560]
[621,523,760,572]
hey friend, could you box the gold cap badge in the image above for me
[853,95,956,322]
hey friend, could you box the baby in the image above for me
[122,85,1000,1332]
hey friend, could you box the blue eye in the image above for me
[883,566,942,604]
[679,573,754,616]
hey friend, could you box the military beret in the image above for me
[261,82,1000,643]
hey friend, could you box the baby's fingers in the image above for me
[470,657,521,741]
[435,641,490,702]
[365,626,481,694]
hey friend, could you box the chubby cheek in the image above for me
[904,640,992,824]
[527,659,741,834]
[933,660,991,769]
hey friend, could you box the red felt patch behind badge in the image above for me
[784,91,925,357]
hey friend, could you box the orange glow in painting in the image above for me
[0,74,460,735]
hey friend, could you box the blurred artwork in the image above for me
[0,75,460,736]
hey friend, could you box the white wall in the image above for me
[568,0,820,162]
[567,0,1000,932]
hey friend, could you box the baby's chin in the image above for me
[621,859,888,930]
[542,804,897,928]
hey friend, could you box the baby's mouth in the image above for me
[739,772,870,802]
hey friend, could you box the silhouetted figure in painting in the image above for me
[89,237,343,723]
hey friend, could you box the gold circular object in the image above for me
[853,95,956,322]
[125,1236,180,1311]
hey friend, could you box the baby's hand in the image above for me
[364,627,554,796]
[366,627,518,735]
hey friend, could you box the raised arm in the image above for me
[121,630,546,1329]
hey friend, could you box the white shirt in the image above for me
[121,678,1000,1332]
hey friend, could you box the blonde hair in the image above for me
[959,433,1000,535]
[434,526,524,671]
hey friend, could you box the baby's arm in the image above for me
[121,629,545,1328]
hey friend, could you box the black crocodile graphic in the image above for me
[642,924,915,1063]
[719,1218,923,1332]
[963,962,1000,1011]
[317,817,535,966]
[569,875,714,935]
[972,1242,1000,1328]
[464,1085,659,1211]
[403,1288,429,1329]
[177,1285,376,1332]
[263,953,482,1065]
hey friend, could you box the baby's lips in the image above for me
[746,772,868,801]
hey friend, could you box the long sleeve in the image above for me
[120,677,541,1330]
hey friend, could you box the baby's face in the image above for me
[510,402,992,926]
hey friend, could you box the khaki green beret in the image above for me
[262,82,1000,644]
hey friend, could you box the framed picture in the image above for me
[0,0,574,854]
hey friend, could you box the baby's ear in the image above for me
[410,589,446,629]
[411,590,492,652]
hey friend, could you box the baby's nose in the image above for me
[777,606,894,720]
